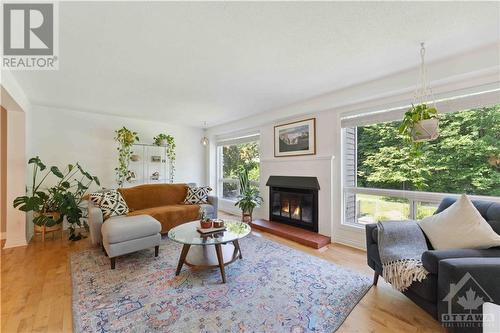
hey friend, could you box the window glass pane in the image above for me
[356,105,499,196]
[222,181,238,200]
[222,141,260,181]
[416,201,439,220]
[348,194,410,225]
[219,140,260,200]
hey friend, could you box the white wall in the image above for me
[4,110,28,248]
[207,44,500,249]
[29,105,206,190]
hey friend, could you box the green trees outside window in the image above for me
[221,141,260,200]
[356,105,499,196]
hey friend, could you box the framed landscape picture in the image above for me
[274,118,316,157]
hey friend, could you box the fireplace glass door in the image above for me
[271,188,316,230]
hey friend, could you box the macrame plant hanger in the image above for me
[410,42,439,143]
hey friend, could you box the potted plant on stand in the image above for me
[235,168,263,223]
[13,157,100,241]
[115,127,139,187]
[153,133,176,183]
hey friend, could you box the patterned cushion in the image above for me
[184,186,212,204]
[89,190,129,220]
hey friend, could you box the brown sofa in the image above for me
[88,183,218,246]
[117,183,217,233]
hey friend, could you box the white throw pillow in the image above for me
[89,190,129,220]
[418,194,500,250]
[184,186,212,204]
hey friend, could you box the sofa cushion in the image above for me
[421,248,500,275]
[418,194,500,250]
[128,204,200,233]
[118,184,189,211]
[407,274,437,303]
[102,215,161,244]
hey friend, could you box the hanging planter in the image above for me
[412,118,439,142]
[399,103,439,143]
[399,43,440,145]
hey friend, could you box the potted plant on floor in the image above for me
[115,127,139,187]
[13,157,100,241]
[235,168,263,223]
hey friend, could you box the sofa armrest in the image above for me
[422,248,500,274]
[365,223,378,247]
[88,201,103,246]
[208,195,218,216]
[438,258,500,331]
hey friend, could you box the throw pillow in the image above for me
[418,194,500,250]
[184,186,212,204]
[89,189,129,220]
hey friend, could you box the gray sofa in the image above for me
[366,197,500,332]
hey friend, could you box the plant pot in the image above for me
[33,212,63,241]
[130,154,140,162]
[159,140,169,147]
[411,118,439,142]
[242,213,252,223]
[200,220,212,229]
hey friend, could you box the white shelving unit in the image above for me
[125,143,173,187]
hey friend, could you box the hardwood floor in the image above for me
[1,214,445,333]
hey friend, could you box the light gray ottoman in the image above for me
[101,214,162,269]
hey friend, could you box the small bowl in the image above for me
[212,219,224,228]
[200,220,212,229]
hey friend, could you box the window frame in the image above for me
[216,135,260,203]
[341,99,500,227]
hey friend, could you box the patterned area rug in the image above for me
[71,234,371,332]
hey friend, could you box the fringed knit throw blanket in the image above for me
[377,221,429,291]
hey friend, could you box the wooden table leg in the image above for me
[214,244,226,283]
[233,239,243,259]
[175,244,191,276]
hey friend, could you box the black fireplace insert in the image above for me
[266,176,319,232]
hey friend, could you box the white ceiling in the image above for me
[10,1,500,127]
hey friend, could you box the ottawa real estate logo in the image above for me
[441,272,495,329]
[2,2,58,70]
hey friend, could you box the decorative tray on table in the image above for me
[196,226,227,234]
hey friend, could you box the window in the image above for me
[217,135,260,201]
[343,103,499,226]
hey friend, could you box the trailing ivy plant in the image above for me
[13,156,100,240]
[398,104,438,143]
[153,133,176,181]
[115,127,139,187]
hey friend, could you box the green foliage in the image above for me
[153,133,176,179]
[234,168,263,215]
[114,127,139,187]
[398,103,438,141]
[223,142,260,182]
[13,156,100,240]
[357,105,500,196]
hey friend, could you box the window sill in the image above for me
[340,223,365,231]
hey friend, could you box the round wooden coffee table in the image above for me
[167,220,251,283]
